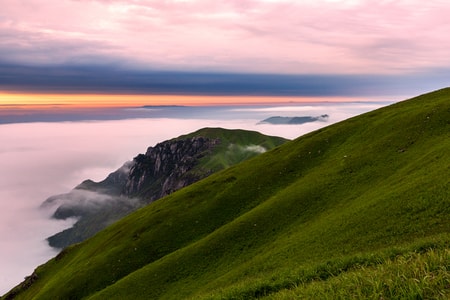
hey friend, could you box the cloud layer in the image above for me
[1,0,450,74]
[1,1,450,97]
[1,64,449,97]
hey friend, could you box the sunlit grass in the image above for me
[263,248,450,300]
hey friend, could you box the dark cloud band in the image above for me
[1,63,447,97]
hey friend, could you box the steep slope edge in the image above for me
[41,128,288,249]
[3,88,449,299]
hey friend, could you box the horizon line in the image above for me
[0,93,400,108]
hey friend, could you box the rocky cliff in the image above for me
[42,128,287,249]
[124,136,220,200]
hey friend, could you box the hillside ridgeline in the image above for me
[3,88,449,299]
[41,128,288,249]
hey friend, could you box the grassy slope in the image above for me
[174,127,288,173]
[264,247,450,299]
[4,88,449,299]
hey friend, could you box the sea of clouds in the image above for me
[0,102,389,294]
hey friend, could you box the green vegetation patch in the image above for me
[264,246,450,300]
[176,127,288,172]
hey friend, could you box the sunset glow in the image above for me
[0,93,371,109]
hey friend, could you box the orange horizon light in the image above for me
[0,92,370,111]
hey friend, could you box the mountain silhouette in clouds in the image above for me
[258,114,329,125]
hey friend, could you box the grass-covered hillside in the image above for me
[3,88,450,299]
[169,127,289,180]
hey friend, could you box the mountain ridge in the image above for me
[41,128,288,249]
[3,88,449,299]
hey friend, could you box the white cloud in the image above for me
[228,144,267,155]
[1,0,450,73]
[244,145,267,154]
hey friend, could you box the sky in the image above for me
[1,0,450,105]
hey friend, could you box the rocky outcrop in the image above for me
[70,136,220,202]
[42,128,288,249]
[43,136,221,249]
[76,161,134,196]
[124,136,219,200]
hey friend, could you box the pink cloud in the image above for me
[1,0,450,73]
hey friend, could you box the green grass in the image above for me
[3,88,449,299]
[263,245,450,300]
[175,127,288,172]
[202,241,450,300]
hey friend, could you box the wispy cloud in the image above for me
[1,0,450,74]
[0,1,449,98]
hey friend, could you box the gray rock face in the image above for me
[124,136,219,200]
[43,136,220,249]
[56,136,220,204]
